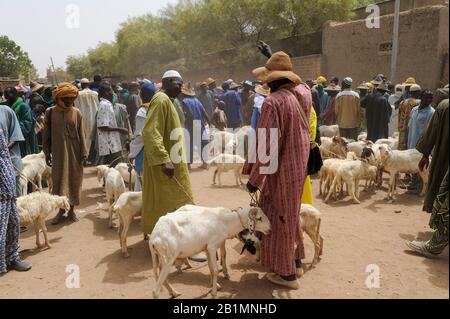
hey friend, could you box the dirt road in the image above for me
[1,166,448,299]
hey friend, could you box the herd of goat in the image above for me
[14,123,429,298]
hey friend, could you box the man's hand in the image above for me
[45,155,52,167]
[162,162,175,178]
[419,156,430,172]
[246,181,258,194]
[81,156,87,167]
[257,40,272,59]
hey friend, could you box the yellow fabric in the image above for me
[316,76,327,85]
[301,107,317,205]
[53,83,79,112]
[52,82,79,99]
[141,92,193,234]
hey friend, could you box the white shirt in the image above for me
[129,106,147,159]
[74,88,99,142]
[97,98,122,157]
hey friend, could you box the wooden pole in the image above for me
[390,0,400,82]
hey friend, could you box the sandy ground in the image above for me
[0,165,448,299]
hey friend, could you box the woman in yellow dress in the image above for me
[301,107,317,205]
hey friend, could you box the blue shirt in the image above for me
[220,90,242,126]
[408,105,435,149]
[182,97,207,132]
[320,92,330,113]
[0,105,25,176]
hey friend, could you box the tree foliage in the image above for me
[0,35,36,78]
[66,54,92,79]
[66,0,378,79]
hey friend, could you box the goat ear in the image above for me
[249,208,258,219]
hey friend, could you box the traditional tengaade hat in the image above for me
[255,84,271,97]
[252,51,302,85]
[181,82,196,97]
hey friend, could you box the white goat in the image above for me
[239,204,324,269]
[112,191,146,258]
[325,156,377,204]
[17,192,70,249]
[209,131,236,156]
[319,125,339,138]
[347,140,373,157]
[149,205,271,299]
[96,165,110,187]
[358,132,367,141]
[378,145,430,201]
[104,168,126,228]
[207,154,245,187]
[20,152,47,194]
[319,137,333,158]
[375,137,399,150]
[115,163,137,188]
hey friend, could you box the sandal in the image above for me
[266,273,299,289]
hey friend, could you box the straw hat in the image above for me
[253,51,302,85]
[30,81,45,93]
[403,77,416,87]
[181,83,196,97]
[206,78,216,86]
[80,78,90,84]
[377,82,390,92]
[324,83,341,92]
[370,76,383,86]
[255,84,271,97]
[229,82,241,90]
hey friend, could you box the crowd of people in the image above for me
[0,42,448,291]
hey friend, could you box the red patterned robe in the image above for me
[242,83,311,276]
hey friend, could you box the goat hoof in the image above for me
[224,273,230,280]
[170,292,181,299]
[122,252,130,259]
[152,292,159,299]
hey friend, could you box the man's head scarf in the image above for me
[53,82,79,111]
[52,82,79,100]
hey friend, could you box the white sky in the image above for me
[0,0,176,77]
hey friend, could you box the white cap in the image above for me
[409,84,421,92]
[80,78,90,84]
[162,70,182,80]
[343,77,353,85]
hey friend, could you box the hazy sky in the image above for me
[0,0,176,77]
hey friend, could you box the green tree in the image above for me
[88,42,119,77]
[66,54,92,79]
[0,35,36,78]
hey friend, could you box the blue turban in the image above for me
[141,81,156,94]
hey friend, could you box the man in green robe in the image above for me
[416,99,449,213]
[2,87,38,157]
[141,70,193,235]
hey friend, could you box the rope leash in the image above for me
[12,163,41,190]
[173,176,196,205]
